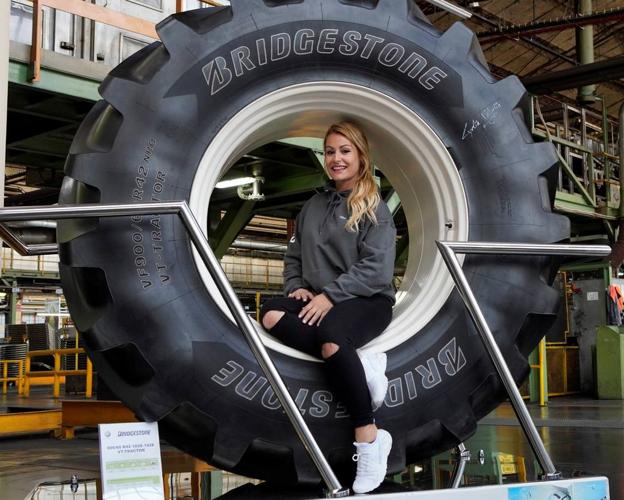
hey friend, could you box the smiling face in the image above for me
[324,132,362,192]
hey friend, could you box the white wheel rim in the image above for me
[190,82,468,361]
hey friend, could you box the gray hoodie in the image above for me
[283,186,396,304]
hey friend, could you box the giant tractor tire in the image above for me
[58,0,569,484]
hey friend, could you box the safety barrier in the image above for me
[24,347,93,398]
[0,201,612,495]
[1,359,24,394]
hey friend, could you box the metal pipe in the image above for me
[449,443,470,488]
[0,202,184,221]
[619,102,624,218]
[576,0,596,105]
[6,221,57,229]
[522,55,624,95]
[445,241,611,257]
[424,0,472,19]
[436,241,561,479]
[0,201,348,497]
[478,8,624,42]
[178,204,347,497]
[0,223,57,256]
[0,0,7,209]
[231,239,287,253]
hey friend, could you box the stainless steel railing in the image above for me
[437,240,611,479]
[0,201,348,497]
[0,200,611,492]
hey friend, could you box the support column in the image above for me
[576,0,596,105]
[9,281,18,325]
[0,0,9,207]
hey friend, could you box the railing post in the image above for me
[2,361,7,394]
[53,352,60,398]
[24,355,31,396]
[86,358,93,398]
[18,360,24,395]
[436,241,610,480]
[538,338,547,407]
[29,0,43,82]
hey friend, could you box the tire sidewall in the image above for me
[61,7,560,481]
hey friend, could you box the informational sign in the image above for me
[587,291,599,301]
[361,477,609,499]
[99,422,165,500]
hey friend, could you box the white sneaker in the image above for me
[352,429,392,494]
[360,352,388,411]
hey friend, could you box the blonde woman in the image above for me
[261,122,396,494]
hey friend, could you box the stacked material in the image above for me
[25,323,50,351]
[61,336,86,371]
[5,324,27,344]
[0,343,27,378]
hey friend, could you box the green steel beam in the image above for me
[528,347,539,404]
[560,261,611,287]
[6,123,76,149]
[555,149,596,207]
[554,191,618,218]
[9,140,70,158]
[395,233,409,267]
[9,281,18,325]
[278,138,325,171]
[385,190,402,216]
[211,172,326,203]
[532,130,593,154]
[9,60,100,102]
[262,172,326,199]
[604,220,615,242]
[212,200,256,259]
[1,270,60,280]
[576,0,597,105]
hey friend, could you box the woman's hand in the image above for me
[288,288,316,302]
[299,293,333,326]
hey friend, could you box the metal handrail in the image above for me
[437,240,611,480]
[0,222,57,256]
[25,347,93,398]
[0,201,348,497]
[1,359,25,395]
[0,201,612,490]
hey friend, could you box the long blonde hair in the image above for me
[324,121,380,232]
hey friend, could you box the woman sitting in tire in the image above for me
[261,121,396,494]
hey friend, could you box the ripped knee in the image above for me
[262,310,285,330]
[321,342,340,359]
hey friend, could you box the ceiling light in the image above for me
[215,177,256,189]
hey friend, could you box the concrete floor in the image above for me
[1,389,622,499]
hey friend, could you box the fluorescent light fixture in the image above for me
[425,0,472,18]
[215,177,256,189]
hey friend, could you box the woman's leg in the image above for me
[316,295,393,435]
[316,296,393,493]
[260,297,320,357]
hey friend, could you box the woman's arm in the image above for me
[283,214,306,296]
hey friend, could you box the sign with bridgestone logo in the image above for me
[99,422,164,499]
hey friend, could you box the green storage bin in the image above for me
[597,325,624,399]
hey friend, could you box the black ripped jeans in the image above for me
[260,294,393,427]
